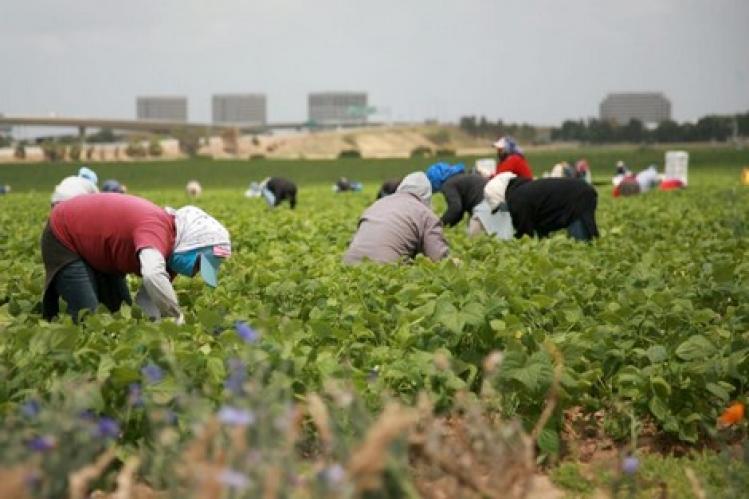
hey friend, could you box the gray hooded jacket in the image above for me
[343,172,449,265]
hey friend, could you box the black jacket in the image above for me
[440,173,488,227]
[376,178,401,199]
[506,178,599,238]
[267,177,297,209]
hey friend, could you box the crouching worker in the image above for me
[485,173,599,241]
[261,177,297,209]
[343,172,448,265]
[376,178,402,199]
[41,193,231,323]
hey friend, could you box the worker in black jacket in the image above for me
[485,173,598,241]
[376,178,402,199]
[264,177,297,209]
[438,173,488,227]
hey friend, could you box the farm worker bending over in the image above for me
[261,177,298,209]
[51,166,99,205]
[102,179,126,193]
[343,172,449,265]
[485,173,599,241]
[41,193,231,323]
[376,178,402,199]
[427,164,487,228]
[494,136,534,179]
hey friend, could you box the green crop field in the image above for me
[0,146,748,497]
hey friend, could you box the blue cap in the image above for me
[199,249,222,287]
[78,167,98,185]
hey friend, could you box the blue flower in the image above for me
[218,468,251,490]
[21,400,40,418]
[141,363,164,384]
[128,383,144,407]
[235,321,259,343]
[622,456,639,475]
[26,435,56,452]
[320,463,345,488]
[79,409,96,422]
[225,358,247,395]
[217,406,256,426]
[95,417,120,439]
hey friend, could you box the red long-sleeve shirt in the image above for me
[496,154,534,179]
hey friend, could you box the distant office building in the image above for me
[0,114,10,135]
[212,94,267,125]
[136,96,188,122]
[308,92,368,125]
[600,92,671,125]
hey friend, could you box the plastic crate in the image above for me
[664,151,689,186]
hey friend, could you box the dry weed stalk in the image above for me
[179,419,227,498]
[68,448,116,499]
[0,464,33,499]
[307,393,333,452]
[685,467,706,499]
[530,343,563,443]
[262,466,282,499]
[348,402,419,492]
[111,456,140,499]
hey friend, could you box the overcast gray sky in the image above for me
[0,0,747,126]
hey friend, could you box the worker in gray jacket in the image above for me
[343,172,449,265]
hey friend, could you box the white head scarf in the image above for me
[167,206,231,254]
[484,172,517,211]
[396,171,432,206]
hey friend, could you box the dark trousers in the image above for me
[567,218,594,241]
[52,260,132,322]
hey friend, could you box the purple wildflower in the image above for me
[141,363,164,384]
[95,417,120,439]
[235,321,259,343]
[26,435,56,452]
[320,463,345,487]
[128,383,144,407]
[78,409,96,422]
[217,406,256,426]
[225,358,247,395]
[622,456,639,475]
[218,468,251,490]
[21,400,40,418]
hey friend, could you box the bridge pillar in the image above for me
[78,126,86,146]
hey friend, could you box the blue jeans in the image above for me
[567,218,593,241]
[53,260,131,322]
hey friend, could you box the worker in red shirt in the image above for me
[41,193,231,323]
[493,136,534,179]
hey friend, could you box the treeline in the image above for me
[460,112,749,144]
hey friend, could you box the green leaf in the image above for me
[650,376,671,398]
[537,427,560,455]
[648,396,669,422]
[675,335,716,361]
[206,356,226,385]
[646,345,668,364]
[705,382,731,402]
[146,377,180,405]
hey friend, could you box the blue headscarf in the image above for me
[425,162,465,192]
[493,136,523,157]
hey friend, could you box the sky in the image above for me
[0,0,747,128]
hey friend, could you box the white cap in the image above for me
[492,137,507,149]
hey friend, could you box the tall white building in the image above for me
[0,113,11,135]
[136,96,188,122]
[308,92,368,126]
[600,92,671,126]
[212,94,267,125]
